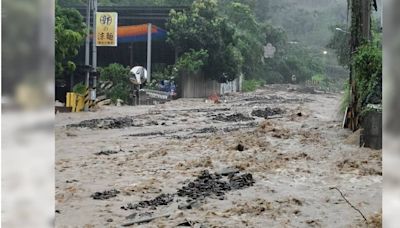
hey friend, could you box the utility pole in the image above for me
[147,23,152,83]
[84,0,91,111]
[348,0,372,130]
[92,0,98,103]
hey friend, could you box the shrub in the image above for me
[72,82,86,96]
[98,63,131,103]
[353,43,382,113]
[242,79,263,92]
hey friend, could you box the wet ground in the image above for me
[55,84,381,227]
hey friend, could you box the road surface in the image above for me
[55,84,381,227]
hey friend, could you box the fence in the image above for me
[178,72,241,98]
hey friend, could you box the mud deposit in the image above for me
[56,84,381,227]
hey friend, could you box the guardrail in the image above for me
[142,89,171,100]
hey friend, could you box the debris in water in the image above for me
[121,193,175,210]
[236,143,245,151]
[213,113,254,122]
[251,107,285,119]
[91,189,120,200]
[95,149,122,156]
[67,116,160,129]
[177,219,198,227]
[217,167,240,176]
[177,170,254,201]
[194,127,218,134]
[126,213,137,220]
[121,170,255,211]
[121,214,170,226]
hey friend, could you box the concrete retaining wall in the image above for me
[178,71,240,98]
[360,110,382,149]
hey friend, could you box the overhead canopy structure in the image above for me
[118,24,167,43]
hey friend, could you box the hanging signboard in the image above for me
[96,12,118,46]
[264,43,276,58]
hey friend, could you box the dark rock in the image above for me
[107,219,113,222]
[297,112,303,117]
[91,189,120,200]
[236,144,245,151]
[65,179,79,183]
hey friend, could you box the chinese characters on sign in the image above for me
[96,12,118,46]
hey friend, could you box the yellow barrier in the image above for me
[66,92,85,112]
[76,95,85,112]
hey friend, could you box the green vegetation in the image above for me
[242,79,263,92]
[56,0,356,94]
[165,0,325,85]
[224,2,264,80]
[98,63,131,102]
[340,81,350,114]
[353,43,382,115]
[167,0,242,83]
[327,24,351,67]
[174,49,209,74]
[72,83,86,95]
[55,3,86,79]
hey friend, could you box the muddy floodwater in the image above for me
[55,85,381,227]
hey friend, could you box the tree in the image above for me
[327,24,351,67]
[166,0,242,82]
[55,4,86,79]
[262,24,324,83]
[224,2,264,80]
[98,63,131,102]
[58,0,194,6]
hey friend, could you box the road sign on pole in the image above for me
[147,23,152,82]
[84,0,91,111]
[95,12,118,47]
[264,43,276,58]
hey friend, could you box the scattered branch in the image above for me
[329,187,368,223]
